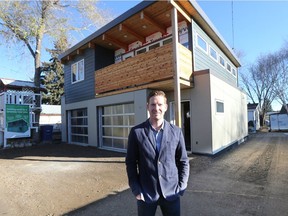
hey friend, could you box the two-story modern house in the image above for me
[59,0,248,155]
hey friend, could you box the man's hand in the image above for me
[136,194,142,200]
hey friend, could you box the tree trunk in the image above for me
[32,1,47,143]
[32,54,42,143]
[33,26,44,143]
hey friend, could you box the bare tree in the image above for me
[240,53,279,125]
[272,43,288,112]
[0,0,111,139]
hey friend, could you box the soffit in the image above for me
[91,1,183,50]
[61,0,240,67]
[61,1,186,60]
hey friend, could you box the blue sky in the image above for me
[198,1,288,67]
[197,0,288,110]
[1,0,288,108]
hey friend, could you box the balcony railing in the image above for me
[95,42,193,96]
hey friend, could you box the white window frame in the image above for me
[122,51,134,61]
[216,100,224,114]
[226,63,232,72]
[136,47,146,55]
[196,34,208,53]
[135,36,172,56]
[162,36,173,45]
[219,55,225,68]
[232,68,237,77]
[148,42,160,50]
[71,59,84,84]
[209,46,218,62]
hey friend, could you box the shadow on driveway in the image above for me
[64,189,139,216]
[0,143,126,160]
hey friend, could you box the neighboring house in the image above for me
[40,104,62,143]
[59,0,248,155]
[40,104,61,129]
[247,103,260,133]
[279,104,288,114]
[0,78,46,147]
[270,104,288,131]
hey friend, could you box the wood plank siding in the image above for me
[95,43,193,96]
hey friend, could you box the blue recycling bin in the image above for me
[40,125,53,142]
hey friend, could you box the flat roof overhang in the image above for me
[60,0,240,67]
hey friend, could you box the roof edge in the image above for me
[59,0,156,60]
[189,0,241,67]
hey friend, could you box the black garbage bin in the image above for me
[40,125,53,142]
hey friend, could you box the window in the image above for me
[122,51,134,60]
[71,59,84,83]
[149,43,160,50]
[209,46,217,61]
[69,108,88,144]
[216,101,224,113]
[163,37,172,45]
[196,34,207,52]
[136,48,146,55]
[134,36,172,57]
[232,68,236,76]
[23,95,33,104]
[219,56,225,67]
[100,103,135,151]
[226,63,231,72]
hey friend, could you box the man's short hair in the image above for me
[147,90,167,104]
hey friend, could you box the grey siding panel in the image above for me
[95,45,114,70]
[64,48,95,104]
[192,21,237,87]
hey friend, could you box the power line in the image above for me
[231,0,234,50]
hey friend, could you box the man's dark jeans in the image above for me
[137,196,180,216]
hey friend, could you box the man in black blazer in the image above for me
[126,90,190,216]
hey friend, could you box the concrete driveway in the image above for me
[1,132,288,216]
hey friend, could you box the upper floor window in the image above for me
[122,52,134,60]
[71,59,84,84]
[163,37,172,45]
[136,48,146,55]
[196,34,207,53]
[134,36,172,57]
[226,63,231,72]
[232,68,237,76]
[209,46,217,61]
[149,43,160,50]
[219,56,225,68]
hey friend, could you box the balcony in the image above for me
[95,43,193,96]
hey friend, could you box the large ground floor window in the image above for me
[68,108,88,145]
[99,103,134,151]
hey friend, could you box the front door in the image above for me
[170,101,191,152]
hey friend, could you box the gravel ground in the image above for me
[0,131,288,216]
[0,144,127,216]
